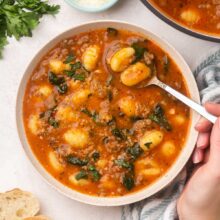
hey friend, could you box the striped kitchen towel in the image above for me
[121,48,220,220]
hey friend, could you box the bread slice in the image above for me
[24,215,51,220]
[0,188,40,220]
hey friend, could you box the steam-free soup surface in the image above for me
[23,29,190,197]
[150,0,220,35]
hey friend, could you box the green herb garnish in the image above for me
[127,143,143,160]
[112,128,127,140]
[71,61,81,71]
[107,27,118,37]
[132,42,147,63]
[92,151,100,162]
[57,83,68,94]
[48,117,59,128]
[64,53,75,64]
[66,155,88,166]
[75,170,88,180]
[130,116,144,122]
[81,108,99,123]
[88,165,101,182]
[114,159,134,170]
[144,142,152,149]
[48,72,64,85]
[148,104,172,131]
[73,73,86,81]
[48,72,68,94]
[106,74,113,86]
[123,175,134,191]
[0,0,60,58]
[163,55,170,72]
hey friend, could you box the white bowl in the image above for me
[16,20,200,206]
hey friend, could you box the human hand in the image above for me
[177,103,220,220]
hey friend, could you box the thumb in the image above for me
[208,117,220,170]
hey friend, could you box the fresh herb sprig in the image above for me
[0,0,60,58]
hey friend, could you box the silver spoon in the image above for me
[140,75,217,124]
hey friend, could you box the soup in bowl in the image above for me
[141,0,220,42]
[16,21,200,206]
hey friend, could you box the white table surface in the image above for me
[0,0,219,219]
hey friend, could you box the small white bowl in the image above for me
[64,0,119,13]
[16,20,200,206]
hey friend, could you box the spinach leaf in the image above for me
[106,74,113,86]
[130,115,144,122]
[39,106,59,128]
[57,83,68,94]
[127,143,143,160]
[144,142,152,149]
[75,170,88,180]
[81,108,99,122]
[73,73,86,81]
[64,53,75,64]
[163,55,170,72]
[65,62,85,81]
[66,155,88,166]
[48,72,65,85]
[123,175,134,191]
[107,90,113,101]
[112,128,127,140]
[48,117,59,128]
[148,104,172,131]
[88,165,101,182]
[92,151,100,162]
[115,159,134,170]
[132,42,147,63]
[107,27,118,37]
[71,61,82,71]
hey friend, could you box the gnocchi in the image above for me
[141,168,161,177]
[118,96,137,117]
[180,9,201,24]
[63,128,89,148]
[173,115,186,125]
[71,89,91,106]
[49,59,70,74]
[120,62,151,86]
[56,106,77,122]
[36,85,52,98]
[82,45,101,71]
[161,141,176,157]
[48,151,64,172]
[28,115,41,135]
[151,0,220,35]
[69,174,89,186]
[110,47,135,72]
[139,130,164,151]
[96,159,108,169]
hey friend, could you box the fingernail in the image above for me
[193,150,202,164]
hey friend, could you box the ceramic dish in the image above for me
[140,0,220,43]
[64,0,118,13]
[16,20,200,206]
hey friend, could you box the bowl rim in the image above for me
[64,0,119,13]
[140,0,220,43]
[16,20,200,206]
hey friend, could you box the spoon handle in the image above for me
[156,80,217,124]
